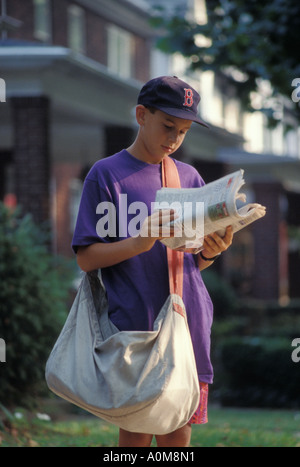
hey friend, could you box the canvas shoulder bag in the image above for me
[45,156,200,435]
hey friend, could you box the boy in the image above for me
[72,76,233,447]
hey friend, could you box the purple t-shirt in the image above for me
[72,150,214,384]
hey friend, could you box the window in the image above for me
[107,25,134,79]
[224,98,241,134]
[187,0,208,25]
[69,178,83,232]
[68,4,86,54]
[33,0,52,42]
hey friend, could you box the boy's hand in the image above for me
[201,226,233,259]
[135,209,178,252]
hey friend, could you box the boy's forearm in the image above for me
[76,236,152,272]
[76,210,178,272]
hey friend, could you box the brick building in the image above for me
[0,0,239,248]
[215,149,300,302]
[0,0,300,301]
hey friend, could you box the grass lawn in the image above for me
[1,402,300,447]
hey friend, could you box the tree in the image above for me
[151,0,300,128]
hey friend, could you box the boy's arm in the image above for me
[77,236,150,271]
[77,209,177,272]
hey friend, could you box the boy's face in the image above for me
[137,106,192,164]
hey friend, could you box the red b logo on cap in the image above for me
[183,88,193,107]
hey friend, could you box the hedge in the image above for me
[218,337,300,408]
[0,204,74,406]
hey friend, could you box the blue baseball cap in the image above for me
[137,76,209,128]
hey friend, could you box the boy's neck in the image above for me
[126,141,164,165]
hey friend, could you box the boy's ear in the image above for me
[136,105,147,126]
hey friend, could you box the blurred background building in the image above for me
[0,0,300,303]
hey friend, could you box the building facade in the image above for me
[0,0,156,254]
[0,0,299,302]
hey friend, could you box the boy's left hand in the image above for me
[174,226,234,256]
[201,225,233,259]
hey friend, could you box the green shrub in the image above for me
[0,204,75,406]
[202,269,238,317]
[219,337,300,408]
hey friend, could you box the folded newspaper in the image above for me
[154,169,266,252]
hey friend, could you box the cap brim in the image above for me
[154,105,210,129]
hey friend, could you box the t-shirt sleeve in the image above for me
[192,170,205,188]
[71,174,112,254]
[174,159,205,189]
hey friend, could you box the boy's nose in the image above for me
[169,130,179,144]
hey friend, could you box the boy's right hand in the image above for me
[135,209,179,252]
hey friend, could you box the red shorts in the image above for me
[189,382,209,425]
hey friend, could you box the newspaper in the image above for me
[154,169,266,252]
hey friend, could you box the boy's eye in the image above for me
[164,124,187,135]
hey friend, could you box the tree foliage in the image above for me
[151,0,300,127]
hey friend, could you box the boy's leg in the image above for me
[155,423,192,447]
[118,428,153,447]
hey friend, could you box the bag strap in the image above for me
[162,157,184,315]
